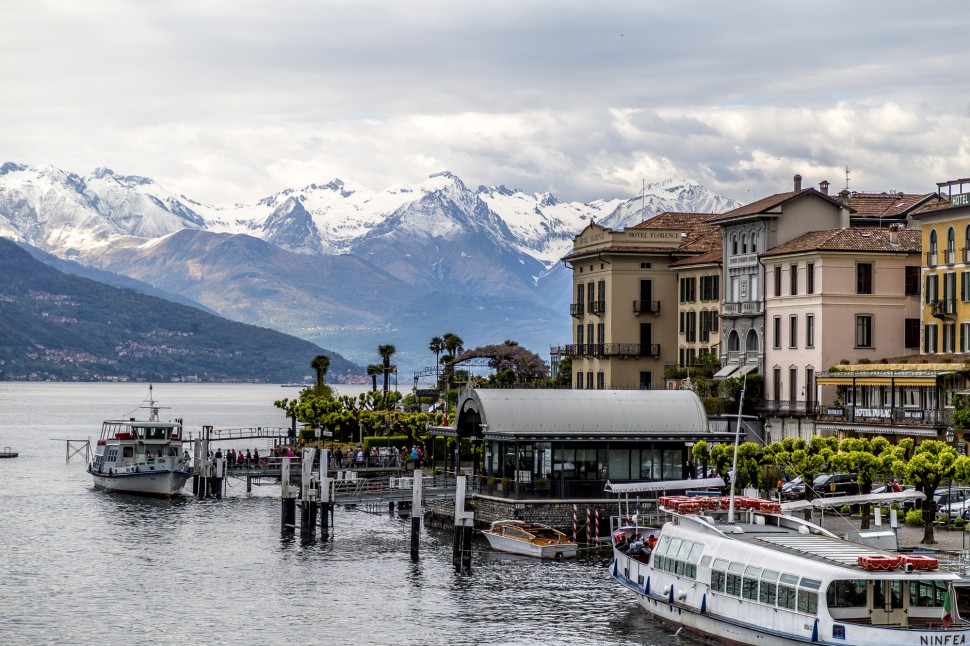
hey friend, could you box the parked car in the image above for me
[812,473,859,497]
[780,476,805,500]
[931,488,970,518]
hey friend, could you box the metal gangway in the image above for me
[330,472,480,512]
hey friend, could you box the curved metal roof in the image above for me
[457,389,708,437]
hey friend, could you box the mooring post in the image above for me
[280,456,297,533]
[319,449,332,538]
[213,456,224,500]
[453,474,474,570]
[410,467,423,561]
[299,447,318,542]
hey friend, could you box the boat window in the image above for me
[726,562,744,596]
[675,560,685,576]
[711,568,726,592]
[828,580,866,607]
[799,578,821,590]
[780,573,799,585]
[656,535,673,556]
[700,555,711,567]
[676,540,693,561]
[668,538,683,559]
[687,542,704,564]
[909,581,947,607]
[797,588,818,614]
[742,566,763,601]
[759,578,777,605]
[123,447,134,458]
[873,580,903,608]
[713,558,729,570]
[778,583,797,610]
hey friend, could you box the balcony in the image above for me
[964,247,970,263]
[817,406,953,427]
[728,253,757,268]
[946,248,957,265]
[589,300,606,315]
[723,301,764,316]
[756,400,818,416]
[633,300,660,315]
[563,343,660,358]
[569,303,584,317]
[931,298,956,319]
[927,251,938,266]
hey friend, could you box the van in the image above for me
[812,473,859,497]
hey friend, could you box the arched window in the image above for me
[745,329,759,353]
[964,224,970,258]
[948,227,956,262]
[930,229,938,253]
[732,235,738,255]
[741,233,748,254]
[727,330,741,352]
[751,233,758,254]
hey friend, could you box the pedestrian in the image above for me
[286,447,294,458]
[246,448,252,467]
[892,478,901,492]
[253,448,260,467]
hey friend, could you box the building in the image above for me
[758,227,923,440]
[670,247,723,369]
[560,212,720,390]
[709,175,854,381]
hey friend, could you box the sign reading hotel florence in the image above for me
[953,193,970,207]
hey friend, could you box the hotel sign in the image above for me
[953,193,970,207]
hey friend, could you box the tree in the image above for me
[901,439,958,544]
[764,436,837,502]
[310,354,330,395]
[428,336,444,376]
[833,436,892,530]
[377,344,396,393]
[442,332,464,358]
[366,364,382,392]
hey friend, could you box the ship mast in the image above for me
[727,374,746,523]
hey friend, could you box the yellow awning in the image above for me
[816,375,942,387]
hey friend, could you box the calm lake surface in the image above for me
[0,383,699,646]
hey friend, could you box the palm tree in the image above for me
[377,344,396,393]
[429,336,444,377]
[310,355,330,393]
[442,332,464,358]
[366,364,382,392]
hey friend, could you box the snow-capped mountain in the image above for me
[0,161,740,367]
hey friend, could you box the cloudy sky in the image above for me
[3,0,969,206]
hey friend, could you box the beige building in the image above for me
[561,212,719,390]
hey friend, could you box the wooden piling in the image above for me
[280,456,297,533]
[452,474,474,570]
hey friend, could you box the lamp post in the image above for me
[946,426,955,527]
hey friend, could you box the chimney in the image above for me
[794,174,802,191]
[839,189,851,227]
[819,180,830,196]
[889,223,900,244]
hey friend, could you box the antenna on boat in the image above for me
[727,373,747,523]
[141,384,169,422]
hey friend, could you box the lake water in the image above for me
[0,383,698,646]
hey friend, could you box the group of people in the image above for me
[617,531,658,556]
[211,447,263,468]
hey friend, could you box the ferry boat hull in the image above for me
[90,463,191,498]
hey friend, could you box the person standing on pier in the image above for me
[246,449,252,467]
[253,448,260,468]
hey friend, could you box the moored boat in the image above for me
[482,520,578,559]
[611,493,970,645]
[88,386,192,498]
[0,446,18,458]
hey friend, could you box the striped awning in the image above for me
[816,371,953,387]
[816,424,938,437]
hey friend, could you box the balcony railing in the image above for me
[633,300,661,315]
[589,300,606,315]
[946,248,957,265]
[569,303,584,317]
[817,406,953,427]
[722,301,764,316]
[562,343,660,358]
[932,298,956,319]
[964,247,970,263]
[756,400,818,416]
[927,251,938,266]
[728,253,757,268]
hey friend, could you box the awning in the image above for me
[816,424,938,437]
[816,371,954,387]
[736,363,759,377]
[782,490,924,512]
[605,476,726,494]
[713,364,740,379]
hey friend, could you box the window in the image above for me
[773,316,781,348]
[596,372,605,390]
[855,315,873,348]
[790,263,798,295]
[925,324,938,353]
[597,280,606,308]
[576,283,584,305]
[963,271,970,302]
[726,562,744,596]
[742,566,761,601]
[576,325,583,345]
[700,274,719,301]
[948,226,956,263]
[586,372,593,389]
[760,570,779,605]
[926,273,939,304]
[686,311,697,343]
[905,266,920,296]
[679,277,696,303]
[805,368,815,405]
[905,318,920,348]
[962,322,970,353]
[576,371,583,389]
[773,368,782,402]
[751,233,758,253]
[731,235,738,255]
[586,281,594,309]
[789,315,798,347]
[806,314,815,347]
[741,233,748,254]
[930,229,938,254]
[789,367,798,401]
[856,263,873,294]
[774,265,781,297]
[597,323,605,346]
[944,322,956,353]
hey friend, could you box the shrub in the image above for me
[703,397,726,415]
[955,517,965,529]
[905,509,923,526]
[839,505,851,514]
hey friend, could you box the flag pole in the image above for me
[727,373,747,524]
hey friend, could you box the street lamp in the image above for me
[946,427,955,527]
[764,420,773,445]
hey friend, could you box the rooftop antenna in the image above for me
[844,165,851,192]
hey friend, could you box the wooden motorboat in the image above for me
[481,520,578,559]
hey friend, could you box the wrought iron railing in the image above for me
[633,300,660,314]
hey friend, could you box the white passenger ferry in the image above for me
[88,386,192,497]
[611,494,970,645]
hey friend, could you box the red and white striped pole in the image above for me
[572,504,578,541]
[595,508,600,543]
[586,507,592,544]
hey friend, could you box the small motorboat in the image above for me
[0,447,18,458]
[481,520,578,559]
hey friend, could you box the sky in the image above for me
[3,0,970,207]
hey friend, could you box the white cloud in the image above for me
[2,0,970,205]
